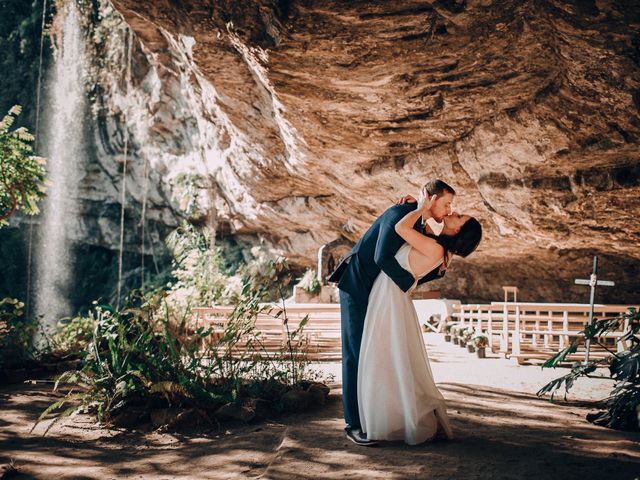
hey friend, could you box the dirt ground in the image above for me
[1,333,639,479]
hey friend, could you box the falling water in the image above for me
[34,0,48,147]
[34,1,87,335]
[26,0,49,321]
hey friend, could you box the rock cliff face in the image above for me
[86,0,640,303]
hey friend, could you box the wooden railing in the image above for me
[451,302,636,364]
[193,301,636,365]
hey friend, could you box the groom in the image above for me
[328,179,455,446]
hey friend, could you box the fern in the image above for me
[538,308,640,430]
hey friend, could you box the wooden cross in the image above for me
[574,256,615,364]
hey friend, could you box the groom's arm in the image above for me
[373,207,416,293]
[417,267,445,285]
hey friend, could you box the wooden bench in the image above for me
[192,303,343,361]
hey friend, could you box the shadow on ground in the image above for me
[1,381,639,479]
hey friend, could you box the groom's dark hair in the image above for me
[424,179,455,197]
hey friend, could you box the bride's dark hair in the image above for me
[435,217,482,259]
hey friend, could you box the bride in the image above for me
[357,190,482,445]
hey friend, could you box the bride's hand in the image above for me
[417,188,437,217]
[396,194,417,205]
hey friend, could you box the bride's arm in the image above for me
[394,194,445,261]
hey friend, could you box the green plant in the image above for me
[51,313,96,355]
[0,0,51,133]
[537,308,640,431]
[0,297,36,371]
[35,264,320,433]
[462,326,475,341]
[0,105,46,226]
[236,247,294,302]
[35,290,228,432]
[170,173,207,219]
[472,334,489,349]
[166,222,229,306]
[165,223,294,308]
[298,268,321,295]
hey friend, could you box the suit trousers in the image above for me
[339,287,369,430]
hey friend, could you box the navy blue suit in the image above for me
[328,202,444,429]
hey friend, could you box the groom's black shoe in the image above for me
[345,427,379,446]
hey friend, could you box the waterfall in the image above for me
[34,1,87,336]
[26,0,49,321]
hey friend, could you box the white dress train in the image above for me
[357,243,454,445]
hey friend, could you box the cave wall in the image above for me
[93,0,640,303]
[5,0,639,304]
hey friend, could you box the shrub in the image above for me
[298,269,321,295]
[165,222,294,308]
[35,266,326,433]
[0,105,46,227]
[471,334,489,349]
[51,313,97,355]
[462,326,475,341]
[165,222,228,307]
[537,307,640,431]
[449,323,462,337]
[0,297,36,371]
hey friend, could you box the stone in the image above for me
[318,238,354,285]
[214,403,256,422]
[243,398,274,419]
[166,408,208,430]
[290,284,338,304]
[306,383,329,406]
[281,389,313,412]
[149,408,181,428]
[112,407,150,428]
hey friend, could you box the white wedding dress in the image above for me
[357,243,454,445]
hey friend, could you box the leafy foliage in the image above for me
[461,326,475,341]
[34,269,323,433]
[0,106,47,226]
[166,221,294,307]
[166,222,229,307]
[449,323,462,336]
[0,0,51,130]
[0,297,37,371]
[298,268,321,295]
[471,333,489,348]
[537,308,640,431]
[50,313,96,355]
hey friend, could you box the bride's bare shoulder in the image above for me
[407,240,444,272]
[411,236,445,258]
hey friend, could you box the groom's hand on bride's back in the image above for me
[396,194,417,205]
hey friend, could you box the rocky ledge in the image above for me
[85,0,640,302]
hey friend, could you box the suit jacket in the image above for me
[328,202,445,297]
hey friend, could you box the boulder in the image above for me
[281,389,313,412]
[306,382,331,406]
[214,403,256,423]
[149,408,181,429]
